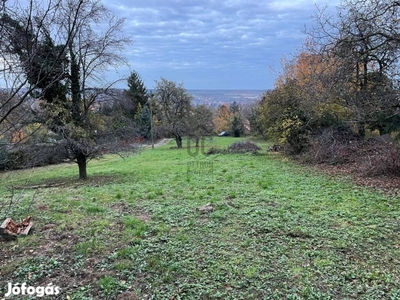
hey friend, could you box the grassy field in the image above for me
[1,137,400,299]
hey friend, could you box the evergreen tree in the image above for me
[127,71,148,116]
[137,104,152,140]
[229,101,245,137]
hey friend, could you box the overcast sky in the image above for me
[105,0,340,90]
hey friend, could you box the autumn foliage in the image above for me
[213,104,232,133]
[255,0,400,177]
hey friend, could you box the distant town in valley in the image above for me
[188,90,265,107]
[0,88,266,110]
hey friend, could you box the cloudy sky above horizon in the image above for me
[105,0,340,90]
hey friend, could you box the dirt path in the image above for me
[147,138,173,148]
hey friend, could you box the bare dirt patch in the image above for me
[136,213,151,222]
[108,202,151,222]
[116,291,141,300]
[147,138,173,148]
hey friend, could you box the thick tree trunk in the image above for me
[175,135,183,148]
[77,153,87,179]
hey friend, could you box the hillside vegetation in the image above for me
[1,137,399,299]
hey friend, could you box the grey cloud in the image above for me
[104,0,338,89]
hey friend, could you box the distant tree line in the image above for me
[0,1,251,179]
[122,74,249,149]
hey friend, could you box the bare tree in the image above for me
[152,78,193,148]
[188,104,214,147]
[309,0,400,137]
[52,0,132,179]
[1,0,133,179]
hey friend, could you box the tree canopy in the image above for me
[256,0,400,154]
[0,0,132,179]
[152,78,193,148]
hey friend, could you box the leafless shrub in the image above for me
[303,126,360,164]
[359,141,400,177]
[304,126,400,177]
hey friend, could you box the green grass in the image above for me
[1,137,400,299]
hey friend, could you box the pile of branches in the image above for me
[305,126,361,165]
[304,126,400,177]
[206,141,262,155]
[227,141,261,154]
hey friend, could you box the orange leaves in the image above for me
[213,104,232,133]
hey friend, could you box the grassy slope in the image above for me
[0,137,400,299]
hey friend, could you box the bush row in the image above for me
[0,143,68,170]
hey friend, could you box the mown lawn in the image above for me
[1,137,400,299]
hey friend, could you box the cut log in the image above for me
[0,216,33,238]
[0,218,13,235]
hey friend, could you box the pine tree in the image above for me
[127,71,148,116]
[137,105,152,140]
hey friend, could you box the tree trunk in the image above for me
[195,137,200,147]
[77,153,87,179]
[357,121,365,139]
[175,135,182,148]
[187,138,199,157]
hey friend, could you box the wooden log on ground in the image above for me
[0,216,33,239]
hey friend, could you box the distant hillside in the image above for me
[0,88,265,108]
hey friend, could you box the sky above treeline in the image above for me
[105,0,341,90]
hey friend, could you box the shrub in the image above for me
[360,141,400,177]
[279,115,311,155]
[303,126,360,164]
[6,143,67,169]
[303,126,400,177]
[227,141,261,154]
